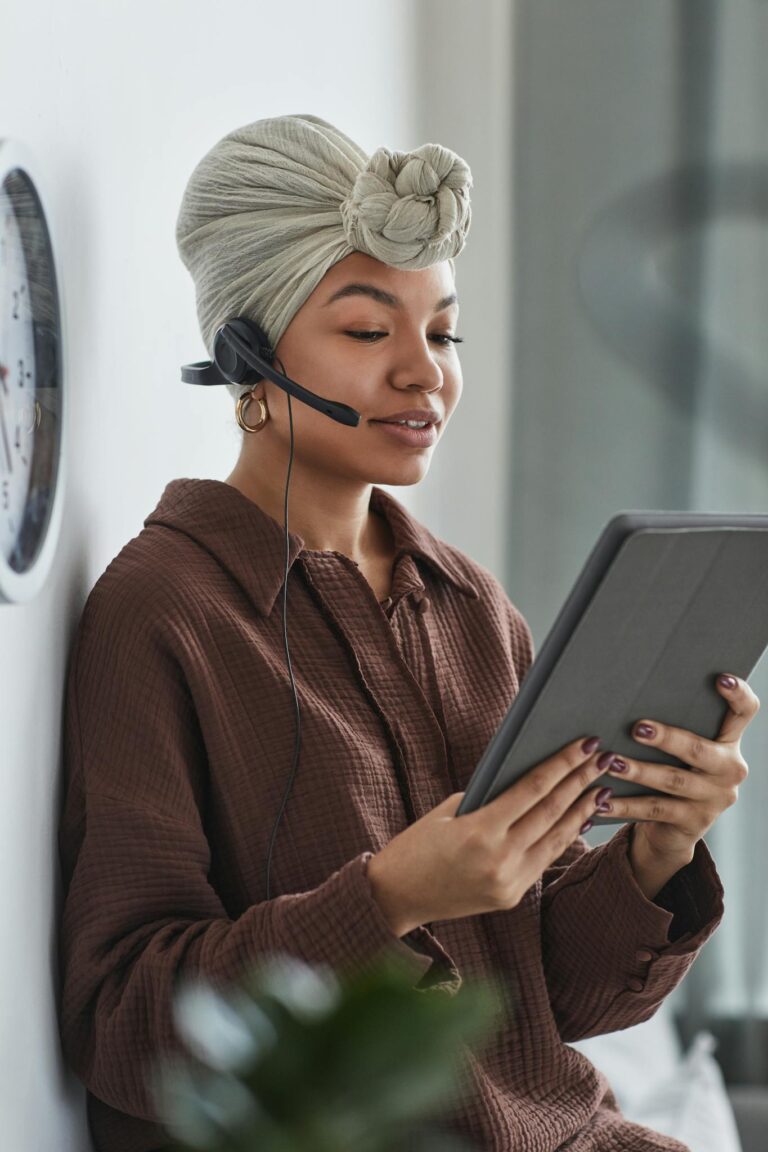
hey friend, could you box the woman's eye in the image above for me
[345,331,386,342]
[345,331,464,346]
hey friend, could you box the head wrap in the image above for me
[175,113,473,405]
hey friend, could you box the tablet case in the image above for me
[457,512,768,825]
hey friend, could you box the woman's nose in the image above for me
[392,334,445,386]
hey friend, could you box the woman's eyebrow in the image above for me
[321,283,458,313]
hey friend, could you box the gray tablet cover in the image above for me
[456,512,768,825]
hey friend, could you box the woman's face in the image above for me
[254,251,463,488]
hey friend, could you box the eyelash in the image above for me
[344,331,464,346]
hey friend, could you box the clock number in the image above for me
[11,283,26,320]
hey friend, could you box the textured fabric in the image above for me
[175,113,473,404]
[57,478,725,1152]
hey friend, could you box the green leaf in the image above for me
[151,955,504,1152]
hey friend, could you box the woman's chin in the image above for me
[367,456,433,485]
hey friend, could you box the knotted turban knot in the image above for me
[340,144,472,268]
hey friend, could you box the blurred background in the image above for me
[0,1,766,1149]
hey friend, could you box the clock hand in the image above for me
[0,396,12,473]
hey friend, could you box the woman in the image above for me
[58,114,759,1152]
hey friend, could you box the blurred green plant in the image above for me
[148,950,504,1152]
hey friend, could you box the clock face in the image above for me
[0,143,64,601]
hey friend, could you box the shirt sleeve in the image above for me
[539,822,724,1042]
[57,594,460,1124]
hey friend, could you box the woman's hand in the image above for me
[601,673,760,873]
[367,736,613,937]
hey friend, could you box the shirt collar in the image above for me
[144,478,479,617]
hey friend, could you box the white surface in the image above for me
[635,1032,743,1152]
[569,1002,742,1152]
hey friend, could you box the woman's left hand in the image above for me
[601,673,760,861]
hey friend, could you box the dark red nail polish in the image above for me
[597,751,617,771]
[579,820,593,834]
[635,723,656,739]
[582,736,601,755]
[610,757,628,773]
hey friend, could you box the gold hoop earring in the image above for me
[236,387,269,433]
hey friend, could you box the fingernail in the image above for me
[582,736,601,755]
[609,757,628,773]
[596,787,613,807]
[718,675,737,690]
[596,751,618,771]
[634,723,656,739]
[579,820,594,834]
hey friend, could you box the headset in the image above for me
[182,318,361,902]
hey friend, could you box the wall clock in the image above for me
[0,138,66,604]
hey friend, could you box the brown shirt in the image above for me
[58,478,724,1152]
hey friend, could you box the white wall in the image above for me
[0,2,514,1147]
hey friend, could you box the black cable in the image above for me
[264,370,302,903]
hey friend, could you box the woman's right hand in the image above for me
[367,737,614,937]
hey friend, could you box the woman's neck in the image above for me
[223,465,394,565]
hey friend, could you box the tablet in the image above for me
[456,512,768,824]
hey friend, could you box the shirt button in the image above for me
[416,595,430,613]
[635,948,658,963]
[626,977,645,993]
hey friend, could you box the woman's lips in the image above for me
[370,420,439,446]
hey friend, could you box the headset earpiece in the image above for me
[213,318,275,385]
[182,315,359,424]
